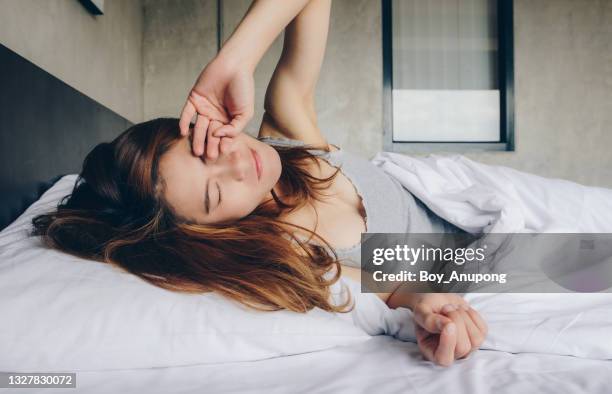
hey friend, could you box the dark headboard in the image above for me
[0,43,133,230]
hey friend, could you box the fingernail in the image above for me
[442,304,456,313]
[445,323,455,334]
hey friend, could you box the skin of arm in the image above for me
[341,265,425,310]
[212,0,415,308]
[216,0,312,74]
[257,0,332,149]
[215,1,400,293]
[208,0,488,365]
[250,0,424,312]
[179,0,314,154]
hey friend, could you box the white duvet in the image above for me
[371,152,612,234]
[39,335,612,394]
[347,278,612,361]
[353,153,612,360]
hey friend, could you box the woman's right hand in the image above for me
[179,55,255,160]
[411,294,488,367]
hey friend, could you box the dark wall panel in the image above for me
[0,43,133,230]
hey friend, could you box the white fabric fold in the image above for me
[347,153,612,360]
[371,152,612,234]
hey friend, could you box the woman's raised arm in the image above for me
[258,0,332,149]
[179,0,313,158]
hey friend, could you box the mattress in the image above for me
[7,335,607,394]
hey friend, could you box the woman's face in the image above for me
[158,132,282,224]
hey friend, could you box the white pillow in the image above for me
[0,175,372,372]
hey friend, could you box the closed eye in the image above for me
[203,160,221,214]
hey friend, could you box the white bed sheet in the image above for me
[12,335,611,394]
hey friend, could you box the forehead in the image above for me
[158,136,207,221]
[162,136,193,166]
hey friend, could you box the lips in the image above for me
[251,148,262,181]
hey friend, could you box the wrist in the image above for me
[385,289,422,311]
[215,45,255,74]
[385,281,432,310]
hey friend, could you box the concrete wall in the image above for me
[144,0,384,155]
[140,0,612,187]
[225,0,383,156]
[0,0,143,123]
[467,0,612,188]
[142,0,218,120]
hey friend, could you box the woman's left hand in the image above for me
[202,119,237,162]
[179,55,254,160]
[410,293,488,367]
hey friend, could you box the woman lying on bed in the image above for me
[32,0,487,367]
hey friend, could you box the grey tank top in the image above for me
[258,136,463,268]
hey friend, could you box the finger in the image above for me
[192,114,210,156]
[206,120,225,160]
[212,123,237,138]
[230,112,252,134]
[219,136,234,155]
[466,306,488,336]
[206,126,222,161]
[415,324,431,343]
[434,322,457,367]
[457,300,471,311]
[413,304,453,334]
[460,308,485,352]
[179,99,197,136]
[441,306,471,359]
[213,112,252,138]
[415,324,436,363]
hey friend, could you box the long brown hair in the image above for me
[32,118,353,313]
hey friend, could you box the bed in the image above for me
[1,43,611,394]
[17,337,612,394]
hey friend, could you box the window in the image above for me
[78,0,104,15]
[382,0,515,152]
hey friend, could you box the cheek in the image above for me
[262,146,282,182]
[223,183,260,218]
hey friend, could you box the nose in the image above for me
[213,146,250,181]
